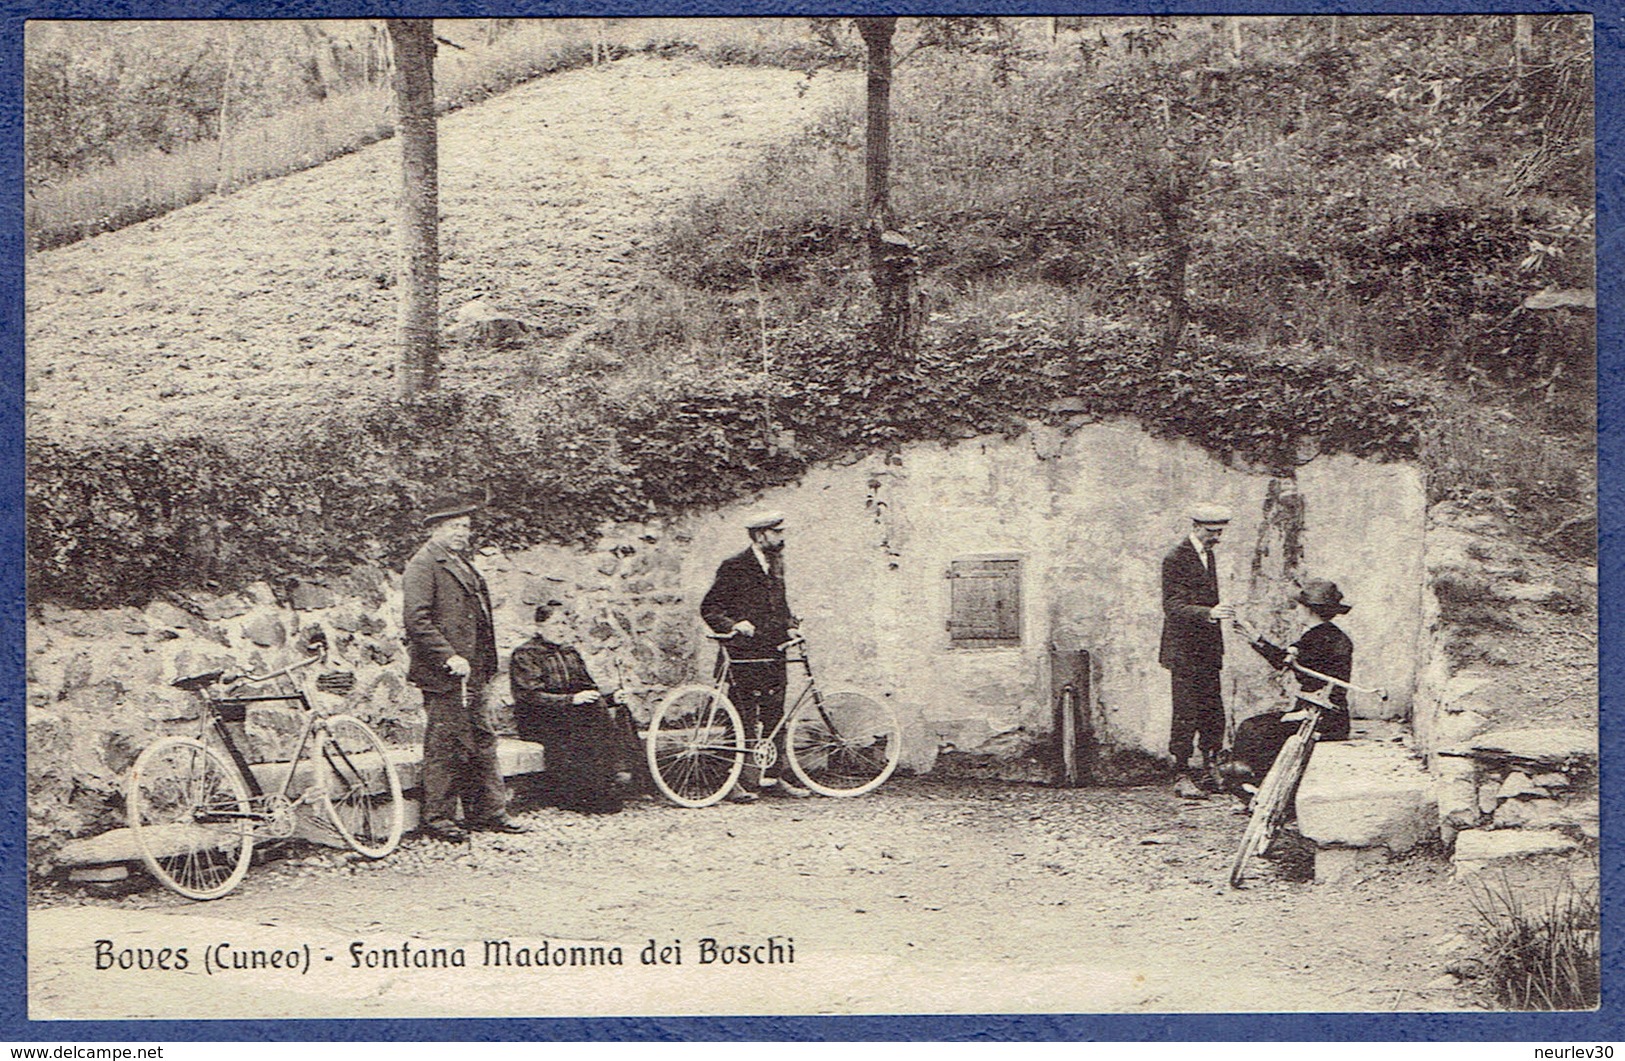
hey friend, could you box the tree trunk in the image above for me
[1513,15,1534,76]
[215,24,234,196]
[856,17,916,351]
[1150,170,1191,361]
[387,19,440,398]
[856,17,895,232]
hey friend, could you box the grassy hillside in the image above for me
[25,16,1596,607]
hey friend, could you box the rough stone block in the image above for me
[1314,844,1386,884]
[1433,757,1481,829]
[1493,795,1598,833]
[1453,828,1578,876]
[1297,740,1437,852]
[1451,726,1597,766]
[287,581,337,611]
[1495,771,1545,801]
[241,614,286,649]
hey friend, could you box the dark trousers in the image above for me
[730,660,788,782]
[1168,666,1224,774]
[421,682,508,825]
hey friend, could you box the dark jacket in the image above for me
[1159,538,1222,671]
[701,547,793,661]
[402,540,498,691]
[1248,621,1354,716]
[510,638,604,729]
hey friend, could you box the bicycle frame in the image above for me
[190,651,330,818]
[714,638,825,751]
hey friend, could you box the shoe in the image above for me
[769,778,811,798]
[420,819,469,843]
[469,818,531,835]
[725,784,759,804]
[1173,777,1209,800]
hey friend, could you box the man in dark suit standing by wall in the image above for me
[701,511,811,802]
[1159,503,1235,799]
[403,491,527,841]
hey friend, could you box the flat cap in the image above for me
[1187,503,1232,525]
[744,510,786,530]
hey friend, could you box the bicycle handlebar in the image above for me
[703,628,806,653]
[1288,659,1387,700]
[224,642,328,688]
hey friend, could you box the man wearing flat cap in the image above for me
[402,491,527,840]
[701,511,810,801]
[1158,503,1236,799]
[509,597,626,815]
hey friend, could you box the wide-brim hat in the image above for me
[421,491,480,527]
[1297,578,1351,614]
[1188,503,1232,526]
[745,510,786,531]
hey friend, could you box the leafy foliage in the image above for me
[28,309,1428,607]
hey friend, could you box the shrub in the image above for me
[1469,871,1600,1010]
[27,311,1432,608]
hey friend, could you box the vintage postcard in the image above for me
[17,11,1607,1033]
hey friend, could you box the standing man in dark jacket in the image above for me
[701,511,810,802]
[1159,503,1235,798]
[402,492,527,841]
[510,598,625,815]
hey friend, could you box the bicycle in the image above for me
[125,628,405,900]
[1228,660,1386,889]
[644,632,902,807]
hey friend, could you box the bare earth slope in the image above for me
[25,55,856,443]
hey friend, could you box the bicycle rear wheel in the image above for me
[127,737,254,900]
[314,715,404,858]
[786,690,902,797]
[646,685,745,808]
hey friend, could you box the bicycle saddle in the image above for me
[171,670,224,691]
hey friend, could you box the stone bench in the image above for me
[1295,738,1437,883]
[57,737,545,876]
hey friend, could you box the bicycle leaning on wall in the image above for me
[124,628,405,900]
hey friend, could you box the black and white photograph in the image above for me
[20,13,1603,1025]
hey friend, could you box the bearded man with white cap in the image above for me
[1158,502,1236,799]
[701,510,811,802]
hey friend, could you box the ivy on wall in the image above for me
[27,312,1428,608]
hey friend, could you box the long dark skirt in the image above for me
[516,708,624,814]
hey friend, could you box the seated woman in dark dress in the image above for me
[1224,579,1354,795]
[509,599,627,815]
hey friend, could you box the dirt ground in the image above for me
[31,776,1570,1021]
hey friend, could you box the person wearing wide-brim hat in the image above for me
[1225,578,1355,795]
[1159,503,1238,799]
[402,488,528,841]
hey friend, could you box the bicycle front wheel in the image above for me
[646,685,745,808]
[1228,729,1314,888]
[315,715,404,858]
[787,690,901,797]
[127,737,254,900]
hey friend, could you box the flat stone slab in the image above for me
[1453,828,1579,875]
[1443,726,1596,767]
[56,738,544,868]
[1296,740,1436,852]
